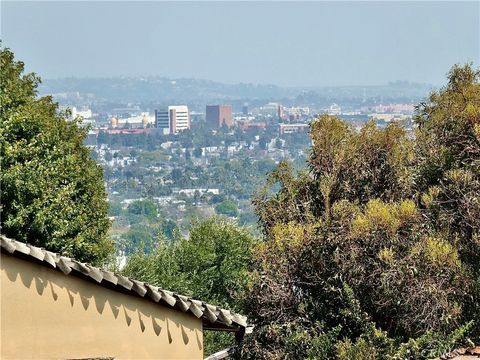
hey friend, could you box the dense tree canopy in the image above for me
[123,217,256,354]
[127,199,158,220]
[123,217,255,311]
[215,198,239,217]
[245,64,480,359]
[414,64,480,338]
[0,47,112,264]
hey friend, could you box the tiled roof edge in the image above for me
[0,235,248,330]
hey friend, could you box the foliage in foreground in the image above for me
[122,217,256,355]
[0,47,113,265]
[245,64,480,359]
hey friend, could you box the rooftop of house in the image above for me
[0,235,248,333]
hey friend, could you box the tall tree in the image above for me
[415,64,480,335]
[0,47,113,265]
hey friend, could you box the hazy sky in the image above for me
[1,1,479,86]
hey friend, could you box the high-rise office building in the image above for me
[206,105,233,128]
[155,106,190,134]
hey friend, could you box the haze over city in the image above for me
[2,1,479,87]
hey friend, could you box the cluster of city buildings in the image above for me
[153,105,233,134]
[149,103,311,135]
[75,99,415,137]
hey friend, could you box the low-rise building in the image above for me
[237,121,267,131]
[279,123,310,135]
[173,188,220,197]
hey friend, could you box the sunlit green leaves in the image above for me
[0,47,112,265]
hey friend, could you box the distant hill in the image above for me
[38,77,434,109]
[39,77,293,104]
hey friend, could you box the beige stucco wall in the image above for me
[0,255,203,359]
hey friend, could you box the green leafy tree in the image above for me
[104,150,113,162]
[122,217,256,355]
[121,224,157,255]
[193,146,203,158]
[108,201,124,217]
[161,219,178,240]
[127,199,158,221]
[185,149,191,161]
[0,47,112,265]
[215,198,238,217]
[170,168,183,183]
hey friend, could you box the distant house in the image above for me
[278,123,309,135]
[0,236,248,359]
[173,188,220,197]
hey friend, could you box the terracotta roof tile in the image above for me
[0,235,247,331]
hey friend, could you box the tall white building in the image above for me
[155,106,190,134]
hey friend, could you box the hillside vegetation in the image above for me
[244,64,480,359]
